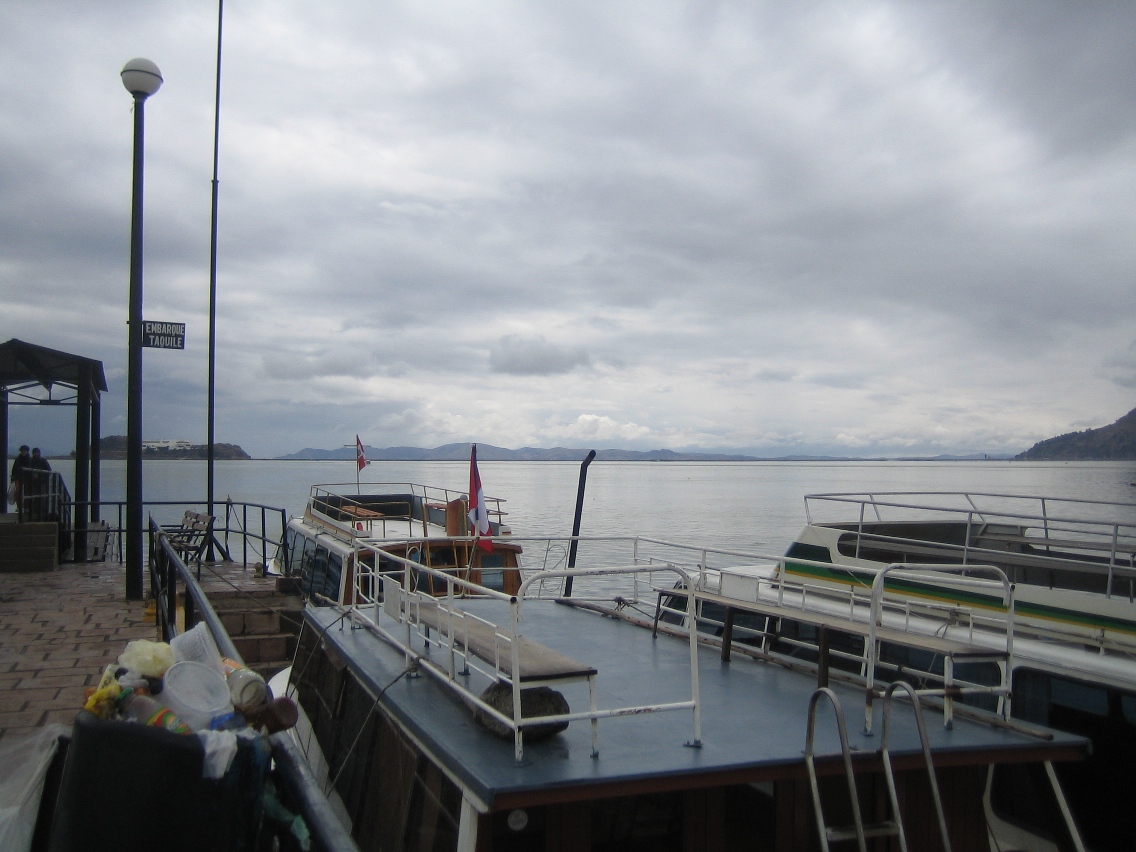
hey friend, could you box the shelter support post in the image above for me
[74,365,91,562]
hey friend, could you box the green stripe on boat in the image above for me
[783,561,1136,637]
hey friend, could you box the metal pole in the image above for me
[562,449,596,598]
[126,92,147,600]
[207,0,224,537]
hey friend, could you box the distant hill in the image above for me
[93,436,251,460]
[1015,408,1136,460]
[278,443,762,462]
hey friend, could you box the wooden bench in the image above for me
[162,511,229,564]
[411,598,597,683]
[386,589,600,760]
[339,504,381,520]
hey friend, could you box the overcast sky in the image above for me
[2,1,1134,458]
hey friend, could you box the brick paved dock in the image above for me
[0,560,293,742]
[0,562,156,741]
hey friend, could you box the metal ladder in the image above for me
[805,683,951,852]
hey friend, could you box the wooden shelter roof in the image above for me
[0,338,108,396]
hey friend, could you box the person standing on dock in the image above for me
[30,447,51,472]
[24,447,53,520]
[8,444,30,509]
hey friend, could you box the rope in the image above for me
[325,660,419,795]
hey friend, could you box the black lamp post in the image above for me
[121,58,162,600]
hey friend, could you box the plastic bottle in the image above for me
[221,658,268,712]
[116,689,192,734]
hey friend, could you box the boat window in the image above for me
[324,551,343,602]
[299,536,316,596]
[1051,678,1108,717]
[784,541,833,563]
[285,528,305,576]
[479,553,506,592]
[310,546,329,602]
[1015,669,1110,722]
[1122,694,1136,725]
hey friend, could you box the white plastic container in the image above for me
[161,660,232,730]
[169,622,224,675]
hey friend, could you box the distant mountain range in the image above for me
[278,444,759,462]
[276,443,1012,463]
[1016,407,1136,461]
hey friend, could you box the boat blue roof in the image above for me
[305,601,1086,811]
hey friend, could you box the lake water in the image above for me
[43,458,1136,554]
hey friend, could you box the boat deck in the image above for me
[0,559,277,742]
[304,599,1086,812]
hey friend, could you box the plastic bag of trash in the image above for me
[118,639,174,678]
[0,724,69,852]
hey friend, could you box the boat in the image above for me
[786,491,1136,650]
[280,479,524,603]
[758,490,1136,851]
[268,477,1091,851]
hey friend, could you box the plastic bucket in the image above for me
[161,661,232,730]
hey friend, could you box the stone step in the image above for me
[209,593,304,612]
[232,631,299,666]
[0,522,59,572]
[218,606,304,637]
[0,529,57,545]
[0,546,58,573]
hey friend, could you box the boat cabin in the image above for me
[279,482,524,603]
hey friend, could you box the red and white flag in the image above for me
[356,435,368,472]
[468,444,494,553]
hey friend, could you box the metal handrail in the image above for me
[865,563,1013,732]
[804,491,1136,539]
[147,517,360,852]
[67,498,287,565]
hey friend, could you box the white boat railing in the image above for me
[863,563,1014,731]
[638,547,1016,727]
[346,537,703,762]
[306,481,509,540]
[802,490,1136,596]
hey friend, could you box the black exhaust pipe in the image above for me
[562,449,596,597]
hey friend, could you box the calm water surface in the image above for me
[48,458,1136,554]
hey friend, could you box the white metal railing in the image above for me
[338,530,1022,754]
[347,538,703,762]
[645,551,1016,729]
[306,481,509,540]
[802,491,1136,596]
[863,564,1014,731]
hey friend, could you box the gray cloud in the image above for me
[2,1,1134,458]
[490,335,591,375]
